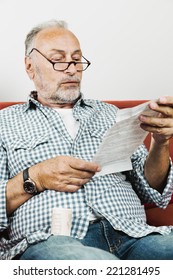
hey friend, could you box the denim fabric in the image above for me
[81,219,173,260]
[19,235,118,260]
[20,219,173,260]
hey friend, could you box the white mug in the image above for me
[51,207,72,236]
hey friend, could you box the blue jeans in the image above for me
[20,219,173,260]
[19,234,117,260]
[81,218,173,260]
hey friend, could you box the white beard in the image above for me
[53,87,81,104]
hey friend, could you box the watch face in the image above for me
[24,180,37,194]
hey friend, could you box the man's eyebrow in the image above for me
[72,50,82,55]
[49,49,82,55]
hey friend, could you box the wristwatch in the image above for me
[23,167,38,195]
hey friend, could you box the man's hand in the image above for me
[138,96,173,191]
[139,96,173,144]
[30,155,101,193]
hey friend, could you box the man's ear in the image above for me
[25,56,35,79]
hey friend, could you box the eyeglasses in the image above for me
[28,48,91,72]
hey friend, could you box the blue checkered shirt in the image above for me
[0,97,173,259]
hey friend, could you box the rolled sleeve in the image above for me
[129,144,173,207]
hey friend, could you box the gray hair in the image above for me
[25,19,68,55]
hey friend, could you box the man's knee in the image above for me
[20,235,118,260]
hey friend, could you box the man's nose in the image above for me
[64,62,78,75]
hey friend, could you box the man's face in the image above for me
[25,27,83,107]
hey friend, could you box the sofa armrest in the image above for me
[145,203,173,226]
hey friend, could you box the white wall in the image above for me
[0,0,173,101]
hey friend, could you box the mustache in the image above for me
[60,77,81,83]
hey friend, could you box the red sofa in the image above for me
[1,100,173,227]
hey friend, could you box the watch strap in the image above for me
[23,167,30,182]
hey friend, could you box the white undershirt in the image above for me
[53,108,79,139]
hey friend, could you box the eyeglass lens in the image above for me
[54,61,89,71]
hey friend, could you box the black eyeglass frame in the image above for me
[28,48,91,72]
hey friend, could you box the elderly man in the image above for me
[0,20,173,260]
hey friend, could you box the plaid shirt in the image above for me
[0,96,173,260]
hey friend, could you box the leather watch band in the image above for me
[23,167,29,182]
